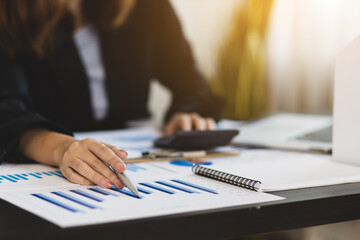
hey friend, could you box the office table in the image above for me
[1,182,360,240]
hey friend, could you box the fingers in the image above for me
[59,139,127,189]
[68,157,116,188]
[205,118,216,130]
[61,166,94,186]
[180,114,192,131]
[165,113,217,135]
[190,113,206,131]
[84,138,126,173]
[164,124,176,136]
[77,150,124,189]
[165,113,191,136]
[103,143,128,160]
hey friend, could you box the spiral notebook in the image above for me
[191,149,360,192]
[192,165,263,192]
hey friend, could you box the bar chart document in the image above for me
[0,163,283,228]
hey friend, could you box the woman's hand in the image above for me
[58,139,127,189]
[19,129,127,189]
[165,112,216,136]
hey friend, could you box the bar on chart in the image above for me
[171,180,218,194]
[155,181,199,194]
[110,187,142,199]
[52,191,102,209]
[88,187,119,197]
[139,183,175,194]
[49,171,66,179]
[136,186,152,194]
[29,173,42,179]
[32,193,82,213]
[7,175,20,181]
[15,174,28,180]
[126,164,147,172]
[1,175,17,183]
[70,189,104,202]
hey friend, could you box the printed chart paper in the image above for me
[0,163,284,228]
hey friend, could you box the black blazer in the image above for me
[0,0,224,163]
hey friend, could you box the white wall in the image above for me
[267,0,360,114]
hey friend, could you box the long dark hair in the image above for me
[0,0,135,57]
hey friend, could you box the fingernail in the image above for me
[115,179,124,188]
[118,150,128,159]
[101,179,112,188]
[115,162,125,172]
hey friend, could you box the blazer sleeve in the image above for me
[151,0,224,122]
[0,52,73,164]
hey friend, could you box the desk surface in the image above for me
[1,182,360,240]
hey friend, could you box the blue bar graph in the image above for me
[70,189,104,202]
[171,180,218,194]
[88,187,109,196]
[27,177,224,216]
[0,171,71,184]
[1,175,17,183]
[126,164,147,173]
[126,166,136,172]
[29,173,42,179]
[52,191,101,209]
[110,187,142,199]
[49,171,66,179]
[139,183,175,194]
[136,187,152,194]
[14,174,28,180]
[7,175,20,181]
[88,187,119,197]
[135,165,146,171]
[155,181,199,194]
[32,193,82,213]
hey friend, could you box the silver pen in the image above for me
[104,162,140,197]
[115,171,140,197]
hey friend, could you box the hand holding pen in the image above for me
[22,129,140,196]
[51,135,128,189]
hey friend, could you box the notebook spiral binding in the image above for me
[192,165,262,192]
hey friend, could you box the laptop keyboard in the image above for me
[295,126,332,143]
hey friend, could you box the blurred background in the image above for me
[148,0,360,125]
[148,1,360,239]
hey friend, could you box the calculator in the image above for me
[154,130,239,150]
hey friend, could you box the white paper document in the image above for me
[0,163,283,228]
[177,149,360,192]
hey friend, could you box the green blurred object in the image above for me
[211,0,274,120]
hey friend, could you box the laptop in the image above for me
[233,34,360,158]
[232,113,332,153]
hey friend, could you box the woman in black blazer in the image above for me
[0,0,223,189]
